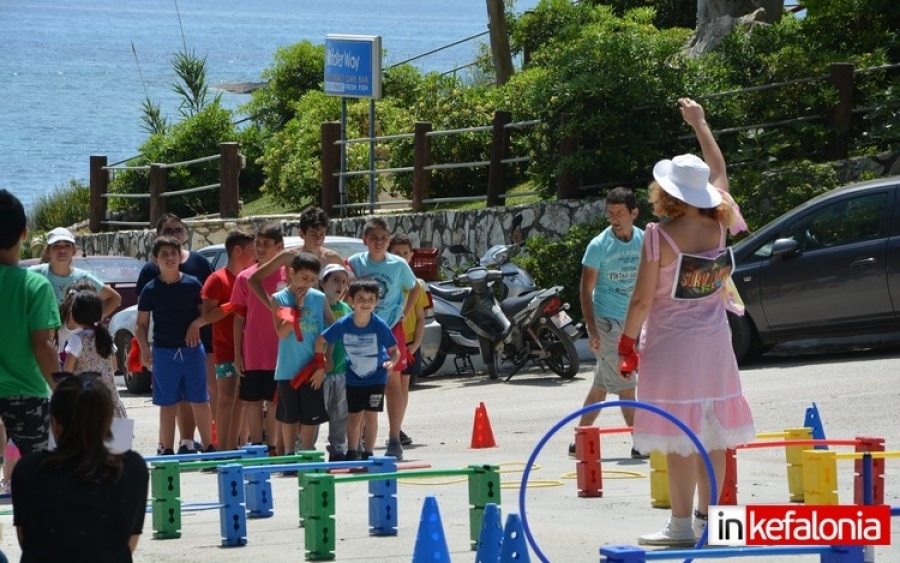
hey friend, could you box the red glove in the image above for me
[617,335,640,376]
[290,353,326,389]
[277,306,303,341]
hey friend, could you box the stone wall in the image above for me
[77,199,608,262]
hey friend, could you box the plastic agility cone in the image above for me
[412,496,451,563]
[499,513,530,562]
[474,503,503,562]
[804,402,827,450]
[470,402,497,449]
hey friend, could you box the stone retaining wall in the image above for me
[78,199,608,262]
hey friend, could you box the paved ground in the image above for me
[1,340,898,562]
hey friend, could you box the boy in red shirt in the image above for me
[201,229,256,451]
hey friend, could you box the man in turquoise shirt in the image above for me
[571,187,646,459]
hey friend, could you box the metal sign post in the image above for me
[324,34,383,216]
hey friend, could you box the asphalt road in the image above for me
[1,340,897,562]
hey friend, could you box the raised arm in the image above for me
[678,97,728,192]
[248,249,292,310]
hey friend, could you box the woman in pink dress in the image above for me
[618,98,755,546]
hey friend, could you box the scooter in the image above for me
[440,214,536,300]
[424,265,581,380]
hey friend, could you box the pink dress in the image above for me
[633,222,755,456]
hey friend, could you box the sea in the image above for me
[0,0,539,211]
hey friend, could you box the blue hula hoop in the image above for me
[517,399,716,563]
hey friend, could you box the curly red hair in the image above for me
[648,182,731,223]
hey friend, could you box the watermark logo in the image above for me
[709,505,891,546]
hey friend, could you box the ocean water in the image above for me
[0,0,537,211]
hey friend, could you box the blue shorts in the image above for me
[152,345,209,407]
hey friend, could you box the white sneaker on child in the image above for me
[638,517,696,546]
[693,516,708,540]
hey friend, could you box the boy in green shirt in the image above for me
[0,190,61,455]
[318,263,352,461]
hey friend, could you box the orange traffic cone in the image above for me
[470,402,497,449]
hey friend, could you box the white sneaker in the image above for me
[638,518,696,546]
[693,516,707,540]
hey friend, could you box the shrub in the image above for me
[241,41,325,132]
[504,6,695,198]
[515,214,610,323]
[29,180,90,234]
[109,102,239,218]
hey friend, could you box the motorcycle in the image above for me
[440,214,536,300]
[423,265,582,381]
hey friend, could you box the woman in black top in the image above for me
[12,372,149,562]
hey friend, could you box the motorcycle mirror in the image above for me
[448,244,468,254]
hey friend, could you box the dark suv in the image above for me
[729,176,900,362]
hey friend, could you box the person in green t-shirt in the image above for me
[0,190,61,456]
[318,263,352,462]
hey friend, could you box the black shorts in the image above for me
[346,384,386,414]
[402,347,422,377]
[239,370,277,402]
[275,381,328,425]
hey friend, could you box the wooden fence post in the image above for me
[557,115,579,200]
[89,155,108,233]
[826,62,854,160]
[149,164,167,228]
[412,121,432,213]
[321,121,341,217]
[487,111,511,207]
[219,142,241,218]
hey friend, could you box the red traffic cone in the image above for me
[470,402,497,449]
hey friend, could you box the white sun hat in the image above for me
[652,153,722,209]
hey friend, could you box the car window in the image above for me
[750,192,887,259]
[327,242,367,260]
[784,192,886,252]
[76,257,144,283]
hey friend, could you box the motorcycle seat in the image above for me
[500,293,536,316]
[428,283,469,302]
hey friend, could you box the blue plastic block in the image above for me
[245,468,273,518]
[367,455,398,536]
[598,545,647,563]
[217,464,247,547]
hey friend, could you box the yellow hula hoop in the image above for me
[559,469,646,480]
[501,479,565,489]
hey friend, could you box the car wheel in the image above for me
[116,330,152,394]
[728,312,755,364]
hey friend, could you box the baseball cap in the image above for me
[319,263,350,282]
[46,227,77,246]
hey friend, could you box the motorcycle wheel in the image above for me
[536,322,580,379]
[478,336,500,380]
[420,338,447,378]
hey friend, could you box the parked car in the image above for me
[729,176,900,362]
[20,255,144,314]
[111,235,440,393]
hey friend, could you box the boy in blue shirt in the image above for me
[319,278,399,462]
[347,217,418,460]
[272,252,334,455]
[136,237,214,455]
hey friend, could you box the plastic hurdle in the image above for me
[803,448,900,505]
[150,448,322,539]
[571,425,635,497]
[214,457,498,559]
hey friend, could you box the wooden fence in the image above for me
[88,142,242,233]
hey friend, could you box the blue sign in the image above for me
[324,35,382,99]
